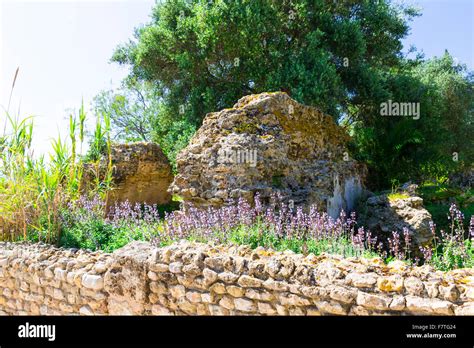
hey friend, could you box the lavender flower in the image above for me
[61,193,472,270]
[419,245,432,263]
[469,216,474,239]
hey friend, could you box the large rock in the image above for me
[362,193,434,251]
[169,92,365,217]
[449,167,473,190]
[82,142,173,209]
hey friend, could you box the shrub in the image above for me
[53,194,474,271]
[422,204,474,271]
[0,90,113,243]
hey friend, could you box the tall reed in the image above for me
[0,70,113,243]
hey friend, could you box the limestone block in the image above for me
[81,274,104,290]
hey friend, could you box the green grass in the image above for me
[419,183,473,232]
[419,183,462,203]
[387,192,410,201]
[227,223,380,259]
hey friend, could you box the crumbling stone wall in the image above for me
[0,242,112,315]
[1,241,473,316]
[170,92,365,218]
[361,194,434,253]
[81,142,173,210]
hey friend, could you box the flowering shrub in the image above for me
[423,204,474,270]
[159,193,381,258]
[53,194,474,270]
[57,193,380,257]
[58,196,161,252]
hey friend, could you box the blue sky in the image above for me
[1,0,156,156]
[403,0,473,68]
[0,0,473,156]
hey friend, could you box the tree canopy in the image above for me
[106,0,473,187]
[113,0,418,122]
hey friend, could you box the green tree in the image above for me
[413,52,474,177]
[93,77,159,142]
[93,77,196,169]
[351,52,474,188]
[111,0,473,188]
[112,0,418,124]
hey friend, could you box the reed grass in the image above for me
[0,70,113,243]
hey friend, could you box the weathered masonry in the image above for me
[170,92,365,218]
[0,241,473,315]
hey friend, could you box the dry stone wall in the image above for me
[1,241,473,316]
[0,243,112,315]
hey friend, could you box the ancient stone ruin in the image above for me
[361,193,434,253]
[82,142,173,210]
[170,92,365,217]
[1,241,473,316]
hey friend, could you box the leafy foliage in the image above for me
[93,77,159,142]
[93,78,196,170]
[113,0,417,121]
[351,53,474,188]
[0,70,113,243]
[112,0,473,188]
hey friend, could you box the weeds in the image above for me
[425,204,474,270]
[50,193,474,270]
[0,70,113,243]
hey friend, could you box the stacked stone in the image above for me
[143,241,474,316]
[0,242,112,315]
[0,240,473,315]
